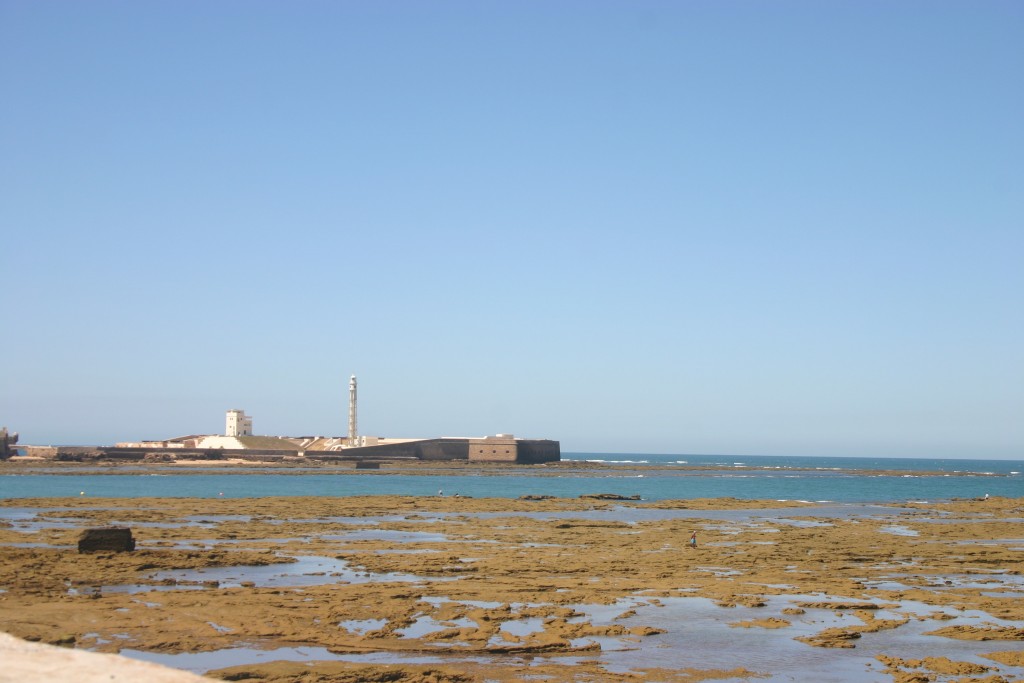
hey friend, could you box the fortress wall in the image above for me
[24,447,303,462]
[24,446,102,460]
[468,438,517,462]
[345,438,470,461]
[341,440,429,459]
[417,439,471,461]
[515,439,561,464]
[24,446,59,459]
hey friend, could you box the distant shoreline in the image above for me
[0,457,1011,478]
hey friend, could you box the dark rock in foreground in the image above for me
[78,527,135,553]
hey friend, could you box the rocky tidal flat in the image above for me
[1,495,1023,682]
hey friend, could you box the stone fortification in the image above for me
[15,437,560,465]
[346,437,560,464]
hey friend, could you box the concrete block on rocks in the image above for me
[77,527,136,553]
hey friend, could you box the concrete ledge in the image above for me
[0,632,209,683]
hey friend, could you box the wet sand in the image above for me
[1,494,1022,682]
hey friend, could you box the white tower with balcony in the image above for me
[225,409,253,437]
[347,376,358,446]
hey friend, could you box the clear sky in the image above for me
[2,1,1022,459]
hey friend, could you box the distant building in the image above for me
[1,427,18,460]
[83,395,560,464]
[225,410,253,437]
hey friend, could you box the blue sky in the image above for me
[2,1,1021,458]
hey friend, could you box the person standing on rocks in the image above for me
[688,531,698,549]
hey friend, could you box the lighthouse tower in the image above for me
[348,375,358,447]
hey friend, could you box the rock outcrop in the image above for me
[77,528,136,553]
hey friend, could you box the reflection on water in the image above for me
[122,646,450,671]
[497,617,545,639]
[116,592,1024,682]
[149,555,434,588]
[396,614,474,638]
[338,618,387,635]
[322,529,451,543]
[592,595,1024,682]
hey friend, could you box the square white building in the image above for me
[225,409,252,437]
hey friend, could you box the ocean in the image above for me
[1,453,1021,502]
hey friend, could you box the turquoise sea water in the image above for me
[1,453,1020,502]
